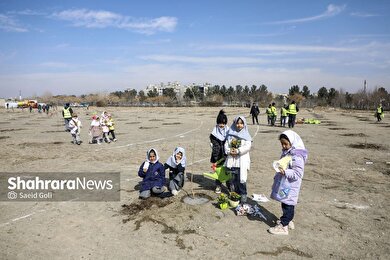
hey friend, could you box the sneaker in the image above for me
[215,186,221,194]
[113,138,117,142]
[268,224,289,235]
[276,220,295,230]
[171,190,178,196]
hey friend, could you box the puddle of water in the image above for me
[182,193,211,205]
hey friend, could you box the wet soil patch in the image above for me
[251,246,313,258]
[322,123,338,126]
[42,130,66,133]
[121,197,174,223]
[0,128,25,133]
[52,141,65,145]
[328,128,347,130]
[19,142,46,147]
[139,126,158,129]
[357,118,370,121]
[132,215,196,250]
[0,136,10,140]
[259,130,279,133]
[162,122,181,125]
[18,141,66,147]
[125,122,141,124]
[51,124,64,127]
[347,143,386,150]
[380,124,390,127]
[149,119,163,121]
[340,133,368,137]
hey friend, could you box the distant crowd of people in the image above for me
[250,101,299,128]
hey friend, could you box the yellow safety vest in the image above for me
[377,106,382,113]
[288,104,297,115]
[108,119,115,131]
[63,107,72,118]
[271,106,277,116]
[281,107,288,117]
[266,108,272,115]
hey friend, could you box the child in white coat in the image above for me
[68,113,82,145]
[224,116,252,203]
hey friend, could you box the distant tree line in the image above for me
[35,84,389,109]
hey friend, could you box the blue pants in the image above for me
[229,167,247,203]
[169,172,184,191]
[280,203,295,226]
[139,186,164,199]
[288,114,296,128]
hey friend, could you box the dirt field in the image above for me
[0,106,389,259]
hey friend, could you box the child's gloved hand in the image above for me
[211,163,217,172]
[143,161,150,173]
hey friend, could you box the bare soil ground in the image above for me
[0,106,389,259]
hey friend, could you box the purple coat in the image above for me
[138,161,166,192]
[270,148,308,206]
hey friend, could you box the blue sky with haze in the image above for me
[0,0,389,98]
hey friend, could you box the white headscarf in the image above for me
[227,116,252,141]
[143,148,160,169]
[282,130,305,150]
[211,125,229,141]
[165,147,186,168]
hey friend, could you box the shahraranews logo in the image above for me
[8,176,113,190]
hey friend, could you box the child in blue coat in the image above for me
[268,130,308,235]
[138,148,166,199]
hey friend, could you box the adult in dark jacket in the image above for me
[138,148,166,199]
[210,110,229,193]
[164,147,186,196]
[250,103,260,125]
[287,101,299,128]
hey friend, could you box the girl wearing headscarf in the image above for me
[224,115,252,203]
[138,148,166,199]
[164,147,186,196]
[89,115,102,144]
[100,111,111,143]
[210,109,229,193]
[269,130,308,235]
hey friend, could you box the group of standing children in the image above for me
[65,110,118,145]
[88,111,117,144]
[138,147,186,199]
[209,110,252,204]
[208,109,308,236]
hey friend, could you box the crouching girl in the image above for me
[138,148,166,199]
[165,147,186,196]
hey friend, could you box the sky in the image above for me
[0,0,389,98]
